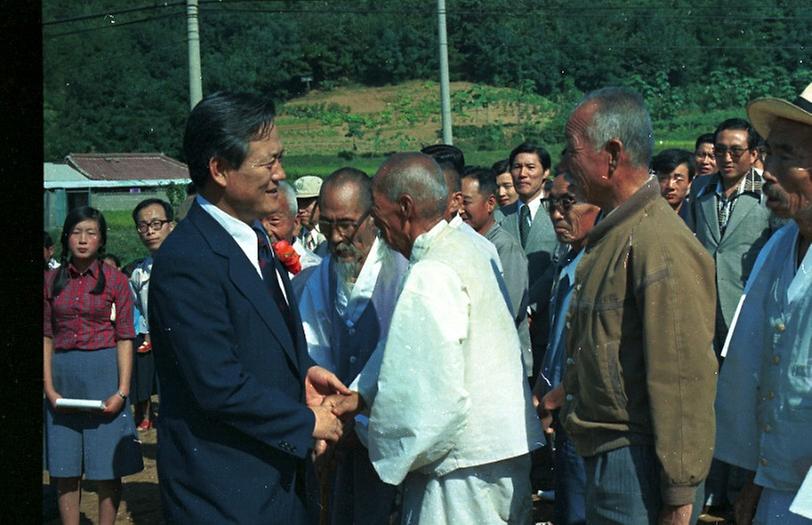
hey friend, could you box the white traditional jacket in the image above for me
[363,220,545,485]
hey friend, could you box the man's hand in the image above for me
[733,480,763,525]
[310,405,343,442]
[322,391,365,420]
[305,366,350,407]
[658,503,692,525]
[538,384,565,434]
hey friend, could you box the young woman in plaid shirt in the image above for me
[43,206,143,525]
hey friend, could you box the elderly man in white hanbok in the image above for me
[714,84,812,525]
[295,168,408,524]
[330,153,544,525]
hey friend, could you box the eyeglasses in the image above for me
[317,211,369,237]
[136,219,171,233]
[714,145,751,159]
[543,195,578,213]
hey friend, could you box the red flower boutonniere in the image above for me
[273,240,302,275]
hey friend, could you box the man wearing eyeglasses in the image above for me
[129,198,175,432]
[531,170,601,525]
[685,117,780,518]
[295,167,408,525]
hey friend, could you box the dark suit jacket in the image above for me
[149,201,317,524]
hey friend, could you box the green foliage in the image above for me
[164,183,187,213]
[43,0,810,162]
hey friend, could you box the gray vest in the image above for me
[327,255,407,384]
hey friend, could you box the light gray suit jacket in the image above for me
[685,173,777,332]
[497,199,561,376]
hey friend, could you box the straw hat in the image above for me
[747,82,812,138]
[293,176,323,198]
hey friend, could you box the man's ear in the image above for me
[209,157,230,189]
[605,138,623,177]
[398,193,415,221]
[486,194,497,214]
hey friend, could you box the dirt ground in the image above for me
[42,420,556,524]
[41,418,725,525]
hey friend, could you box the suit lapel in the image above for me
[188,203,301,371]
[697,190,721,244]
[499,202,520,240]
[527,204,553,251]
[722,194,759,241]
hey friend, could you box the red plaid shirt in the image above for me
[44,261,135,350]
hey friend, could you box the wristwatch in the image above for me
[117,390,128,401]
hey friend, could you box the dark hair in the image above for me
[714,118,757,150]
[320,167,372,212]
[52,206,108,298]
[186,182,197,196]
[132,198,174,224]
[753,130,766,151]
[651,149,696,181]
[421,144,465,175]
[103,253,122,268]
[44,231,54,248]
[694,133,715,151]
[183,91,277,188]
[508,142,552,171]
[491,158,510,174]
[462,166,498,198]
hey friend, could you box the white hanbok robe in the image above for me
[361,220,545,524]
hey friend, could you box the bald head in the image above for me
[319,167,372,213]
[370,153,449,258]
[373,153,448,220]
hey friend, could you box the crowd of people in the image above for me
[42,82,812,525]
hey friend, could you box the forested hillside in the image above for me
[43,0,811,161]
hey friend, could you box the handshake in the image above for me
[303,366,367,477]
[304,365,366,444]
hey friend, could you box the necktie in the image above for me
[519,204,531,248]
[254,228,294,335]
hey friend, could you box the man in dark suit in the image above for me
[149,91,348,524]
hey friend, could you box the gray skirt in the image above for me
[44,346,144,480]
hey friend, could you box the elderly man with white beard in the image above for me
[295,167,408,524]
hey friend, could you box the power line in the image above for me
[43,12,185,39]
[42,2,186,26]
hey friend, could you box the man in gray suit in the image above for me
[498,142,561,378]
[685,118,779,358]
[459,166,532,377]
[685,117,780,518]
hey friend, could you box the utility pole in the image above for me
[187,0,203,109]
[437,0,453,144]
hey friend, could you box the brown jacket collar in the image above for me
[586,176,660,250]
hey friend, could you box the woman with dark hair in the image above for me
[492,158,519,208]
[43,206,143,525]
[652,148,696,217]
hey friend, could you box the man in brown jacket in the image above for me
[559,86,718,525]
